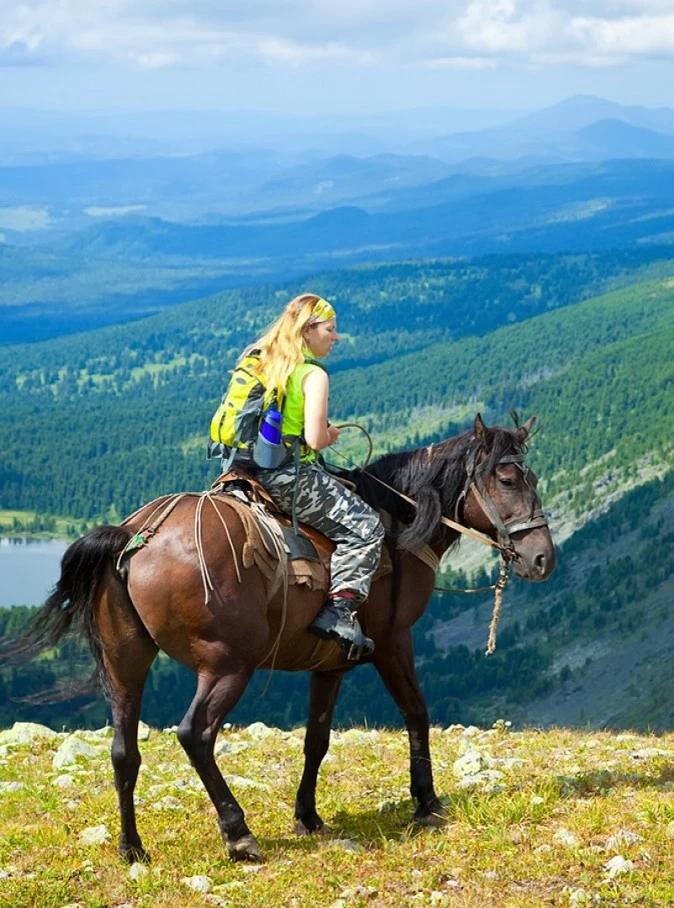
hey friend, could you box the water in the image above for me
[0,538,69,608]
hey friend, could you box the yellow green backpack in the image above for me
[209,349,279,456]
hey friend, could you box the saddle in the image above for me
[210,469,392,595]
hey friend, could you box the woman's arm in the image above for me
[302,368,340,451]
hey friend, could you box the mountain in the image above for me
[415,95,674,164]
[576,118,674,159]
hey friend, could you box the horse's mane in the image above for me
[342,423,527,550]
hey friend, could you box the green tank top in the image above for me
[282,359,323,463]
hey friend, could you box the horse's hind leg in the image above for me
[295,669,345,835]
[177,666,261,862]
[98,583,159,862]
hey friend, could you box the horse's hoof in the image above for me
[228,832,264,863]
[413,804,447,827]
[119,843,151,864]
[294,818,331,836]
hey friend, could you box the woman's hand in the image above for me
[327,424,340,445]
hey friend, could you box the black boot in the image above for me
[309,597,375,660]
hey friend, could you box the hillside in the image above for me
[1,720,674,907]
[1,258,674,731]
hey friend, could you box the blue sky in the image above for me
[3,0,674,114]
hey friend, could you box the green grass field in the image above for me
[1,721,674,906]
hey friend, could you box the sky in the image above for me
[3,0,674,114]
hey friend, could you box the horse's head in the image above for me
[461,414,556,582]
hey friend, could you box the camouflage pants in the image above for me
[256,462,385,602]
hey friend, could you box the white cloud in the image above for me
[3,0,674,71]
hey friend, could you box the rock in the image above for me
[128,862,150,881]
[137,721,151,741]
[605,829,642,849]
[0,781,26,794]
[79,824,111,846]
[225,774,269,791]
[327,838,361,853]
[666,820,674,839]
[0,722,58,746]
[0,869,10,879]
[54,774,76,789]
[335,729,379,745]
[53,736,106,769]
[461,726,481,738]
[566,888,594,906]
[182,875,212,892]
[630,748,673,760]
[245,722,273,739]
[453,750,487,778]
[604,855,635,878]
[553,828,579,847]
[214,739,249,756]
[152,795,184,811]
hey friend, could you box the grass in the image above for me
[1,722,674,906]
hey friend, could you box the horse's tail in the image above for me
[1,524,132,702]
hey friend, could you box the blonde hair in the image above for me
[251,293,334,398]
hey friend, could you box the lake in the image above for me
[0,538,69,608]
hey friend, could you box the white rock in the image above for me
[328,838,362,853]
[0,781,25,794]
[54,774,76,789]
[152,795,184,811]
[335,729,379,745]
[225,774,269,791]
[631,748,673,760]
[182,875,212,892]
[163,725,179,734]
[79,824,111,846]
[443,724,465,734]
[0,869,10,879]
[214,740,249,756]
[567,888,593,906]
[605,830,642,849]
[453,750,487,778]
[53,736,106,769]
[531,796,545,805]
[461,725,481,737]
[604,855,635,878]
[128,862,150,881]
[0,722,58,745]
[553,829,579,847]
[500,757,525,771]
[245,722,273,739]
[137,721,151,741]
[665,820,674,839]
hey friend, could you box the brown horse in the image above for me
[15,414,555,863]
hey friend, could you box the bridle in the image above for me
[454,446,550,557]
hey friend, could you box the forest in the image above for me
[2,246,674,731]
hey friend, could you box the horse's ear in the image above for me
[516,415,536,441]
[474,413,487,442]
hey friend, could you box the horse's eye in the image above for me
[499,476,516,488]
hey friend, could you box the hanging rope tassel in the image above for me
[485,557,510,655]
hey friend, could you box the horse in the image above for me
[12,413,555,863]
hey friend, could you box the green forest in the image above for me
[2,246,674,732]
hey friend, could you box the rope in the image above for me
[485,559,510,656]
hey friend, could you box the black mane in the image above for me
[342,424,527,550]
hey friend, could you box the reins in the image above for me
[331,423,549,654]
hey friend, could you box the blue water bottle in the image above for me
[253,406,286,468]
[259,407,283,444]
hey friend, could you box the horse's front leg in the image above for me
[295,669,345,834]
[373,630,444,824]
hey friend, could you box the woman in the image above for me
[235,292,385,659]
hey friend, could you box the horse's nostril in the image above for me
[534,552,546,573]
